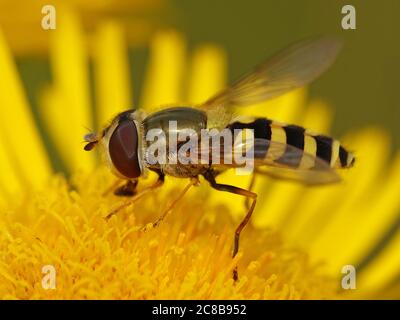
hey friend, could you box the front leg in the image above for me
[105,171,165,220]
[114,180,138,197]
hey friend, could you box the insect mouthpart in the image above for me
[83,132,99,151]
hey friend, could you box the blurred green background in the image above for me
[171,0,400,148]
[14,0,400,157]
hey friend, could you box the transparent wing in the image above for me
[200,36,342,128]
[185,137,340,185]
[253,165,340,185]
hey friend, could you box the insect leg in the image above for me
[105,172,164,220]
[141,177,199,232]
[204,171,257,281]
[102,179,123,197]
[245,174,257,210]
[114,180,138,197]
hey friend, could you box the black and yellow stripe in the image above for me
[227,118,272,158]
[227,118,355,169]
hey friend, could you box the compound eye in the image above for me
[109,120,141,178]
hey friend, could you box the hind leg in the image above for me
[204,171,257,281]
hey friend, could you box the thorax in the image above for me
[142,106,209,178]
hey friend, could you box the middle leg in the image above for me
[140,177,199,232]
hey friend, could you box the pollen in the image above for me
[0,169,337,299]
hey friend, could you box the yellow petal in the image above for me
[93,20,132,128]
[0,28,51,188]
[301,99,333,134]
[305,128,391,272]
[240,87,307,123]
[141,30,186,111]
[39,87,95,173]
[0,134,22,197]
[331,152,400,272]
[358,229,400,292]
[187,44,227,104]
[46,6,95,172]
[278,100,333,234]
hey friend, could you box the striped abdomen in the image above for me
[227,118,355,169]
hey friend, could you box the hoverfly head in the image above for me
[101,109,144,179]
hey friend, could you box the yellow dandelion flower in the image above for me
[0,7,399,300]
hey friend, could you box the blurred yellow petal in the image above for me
[141,30,186,110]
[187,44,227,104]
[0,28,51,188]
[301,99,333,134]
[0,192,4,208]
[39,87,95,173]
[253,181,300,229]
[240,87,307,123]
[46,6,95,172]
[93,20,132,128]
[0,135,22,197]
[306,128,391,272]
[277,100,333,234]
[358,229,400,292]
[49,7,92,128]
[331,152,400,271]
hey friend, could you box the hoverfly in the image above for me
[84,36,355,281]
